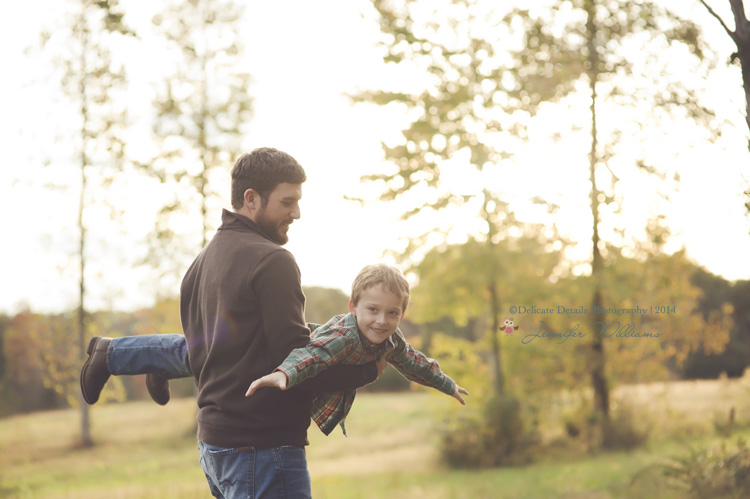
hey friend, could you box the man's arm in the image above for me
[246,357,384,396]
[248,319,356,397]
[252,252,377,392]
[293,361,380,391]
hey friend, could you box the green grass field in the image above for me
[1,378,748,498]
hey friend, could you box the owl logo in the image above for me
[502,318,519,335]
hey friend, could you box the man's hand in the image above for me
[375,356,388,377]
[245,371,287,397]
[451,385,469,405]
[364,357,389,387]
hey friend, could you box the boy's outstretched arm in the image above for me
[245,371,287,396]
[452,385,470,405]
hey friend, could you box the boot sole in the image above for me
[146,374,171,406]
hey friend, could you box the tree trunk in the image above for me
[481,188,505,396]
[78,8,92,448]
[78,165,92,447]
[585,0,611,439]
[487,280,504,396]
[729,0,750,150]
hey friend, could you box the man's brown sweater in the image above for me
[180,210,376,448]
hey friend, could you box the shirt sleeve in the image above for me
[386,329,456,396]
[295,323,377,392]
[275,318,355,389]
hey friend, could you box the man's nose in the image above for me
[291,205,301,219]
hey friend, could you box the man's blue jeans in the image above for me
[107,335,313,498]
[198,441,313,499]
[107,334,192,379]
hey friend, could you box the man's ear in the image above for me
[348,299,356,315]
[244,189,260,211]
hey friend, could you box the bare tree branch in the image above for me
[729,0,750,39]
[698,0,737,41]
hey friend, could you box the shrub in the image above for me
[562,402,649,452]
[601,406,650,451]
[439,394,538,468]
[661,439,750,498]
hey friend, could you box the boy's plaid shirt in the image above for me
[275,313,456,436]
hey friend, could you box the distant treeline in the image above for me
[0,272,747,417]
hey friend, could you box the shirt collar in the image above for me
[220,209,278,244]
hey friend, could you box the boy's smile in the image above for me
[349,284,404,345]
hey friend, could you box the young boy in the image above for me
[81,263,467,436]
[246,263,468,436]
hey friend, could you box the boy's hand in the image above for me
[245,371,287,397]
[452,385,469,405]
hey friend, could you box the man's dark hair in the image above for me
[231,148,307,209]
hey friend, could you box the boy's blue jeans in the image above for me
[199,441,313,499]
[107,334,192,379]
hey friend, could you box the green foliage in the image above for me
[426,333,537,468]
[410,236,562,328]
[357,0,722,409]
[427,333,491,399]
[684,275,750,379]
[41,0,137,446]
[0,301,187,416]
[660,439,750,499]
[0,310,60,415]
[439,394,538,469]
[561,399,649,452]
[303,286,350,325]
[141,0,253,288]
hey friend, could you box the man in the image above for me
[81,148,381,498]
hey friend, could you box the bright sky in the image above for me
[1,0,749,315]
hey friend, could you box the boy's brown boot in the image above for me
[146,373,170,405]
[80,336,112,405]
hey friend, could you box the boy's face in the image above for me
[349,284,404,345]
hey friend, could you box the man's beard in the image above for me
[255,210,289,245]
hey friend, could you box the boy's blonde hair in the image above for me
[351,264,410,311]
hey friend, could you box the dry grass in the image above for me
[538,374,749,444]
[1,378,748,498]
[612,375,749,435]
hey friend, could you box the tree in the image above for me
[355,0,566,395]
[356,0,718,445]
[511,0,716,433]
[42,0,134,447]
[685,270,750,378]
[302,286,350,325]
[410,234,562,396]
[699,0,750,150]
[141,0,253,289]
[698,0,750,212]
[410,234,732,456]
[0,310,59,415]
